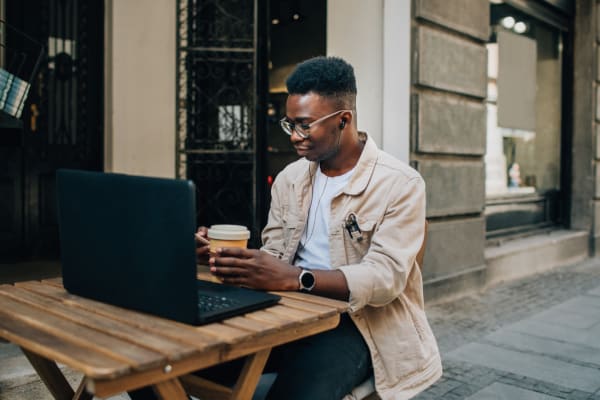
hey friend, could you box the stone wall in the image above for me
[593,0,600,251]
[411,0,489,299]
[570,0,595,238]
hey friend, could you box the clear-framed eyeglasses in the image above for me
[279,109,352,139]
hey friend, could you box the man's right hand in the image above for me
[195,226,210,264]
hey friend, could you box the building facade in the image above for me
[3,0,600,301]
[406,0,593,300]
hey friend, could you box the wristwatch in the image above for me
[298,269,316,292]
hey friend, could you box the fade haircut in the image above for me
[286,56,357,110]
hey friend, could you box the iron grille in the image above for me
[177,0,267,242]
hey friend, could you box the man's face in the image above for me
[284,93,344,162]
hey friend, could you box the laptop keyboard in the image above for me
[198,293,242,313]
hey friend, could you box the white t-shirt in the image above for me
[295,165,355,270]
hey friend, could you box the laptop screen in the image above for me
[56,169,199,324]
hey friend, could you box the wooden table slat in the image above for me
[195,323,256,344]
[1,285,200,360]
[243,309,298,325]
[265,303,316,320]
[15,281,223,349]
[89,349,222,397]
[277,296,341,315]
[221,315,274,332]
[0,291,166,369]
[219,314,341,362]
[275,291,349,312]
[0,310,129,378]
[0,286,204,360]
[42,277,63,287]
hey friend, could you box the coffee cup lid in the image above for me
[208,224,250,240]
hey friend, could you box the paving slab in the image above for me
[0,356,37,387]
[509,318,600,350]
[0,344,23,361]
[486,329,600,366]
[555,296,600,318]
[588,286,600,296]
[448,343,600,392]
[465,382,563,400]
[0,379,130,400]
[416,262,600,399]
[532,306,600,329]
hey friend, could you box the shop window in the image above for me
[485,2,567,239]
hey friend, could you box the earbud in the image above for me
[339,119,346,129]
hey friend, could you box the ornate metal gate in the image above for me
[176,0,268,245]
[1,0,103,260]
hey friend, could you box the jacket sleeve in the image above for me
[260,175,287,259]
[339,176,426,312]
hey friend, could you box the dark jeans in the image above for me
[129,313,372,400]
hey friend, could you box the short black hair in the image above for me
[286,57,357,108]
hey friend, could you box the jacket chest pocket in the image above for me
[343,217,377,264]
[282,214,303,249]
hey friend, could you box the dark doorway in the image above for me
[0,0,104,262]
[264,0,326,213]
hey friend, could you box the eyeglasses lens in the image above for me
[280,120,308,138]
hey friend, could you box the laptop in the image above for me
[55,169,280,325]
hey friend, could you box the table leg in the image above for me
[73,378,93,400]
[181,348,272,400]
[21,347,74,400]
[180,374,233,400]
[153,378,189,400]
[231,348,271,400]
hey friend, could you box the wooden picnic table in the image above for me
[0,276,348,400]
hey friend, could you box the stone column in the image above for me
[411,0,489,300]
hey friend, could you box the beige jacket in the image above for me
[261,133,442,399]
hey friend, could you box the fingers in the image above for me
[210,265,247,277]
[209,252,252,279]
[195,233,210,246]
[196,245,210,256]
[220,276,246,286]
[195,229,210,264]
[195,227,210,245]
[213,247,253,258]
[210,265,249,287]
[208,249,260,286]
[209,254,247,272]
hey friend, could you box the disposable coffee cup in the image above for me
[207,224,250,254]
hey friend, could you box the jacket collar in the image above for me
[304,131,378,196]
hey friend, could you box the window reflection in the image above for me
[485,3,564,237]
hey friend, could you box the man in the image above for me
[201,56,442,399]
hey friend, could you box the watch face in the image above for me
[301,270,315,290]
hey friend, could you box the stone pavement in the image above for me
[1,257,600,399]
[415,257,600,400]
